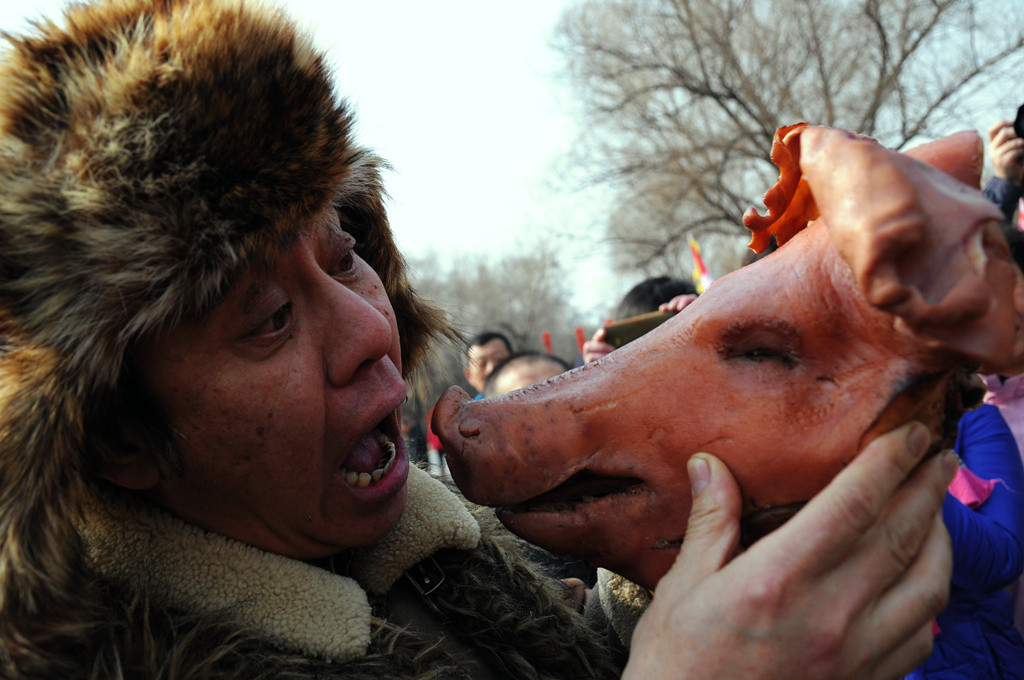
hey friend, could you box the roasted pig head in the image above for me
[432,125,1017,591]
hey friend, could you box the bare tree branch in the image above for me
[553,0,1024,275]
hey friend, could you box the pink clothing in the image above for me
[982,372,1024,640]
[984,373,1024,459]
[948,464,997,508]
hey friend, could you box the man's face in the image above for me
[132,204,410,559]
[464,338,511,393]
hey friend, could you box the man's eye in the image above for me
[256,302,292,335]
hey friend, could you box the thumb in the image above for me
[657,454,743,592]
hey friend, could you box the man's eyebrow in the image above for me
[238,278,270,316]
[235,213,348,316]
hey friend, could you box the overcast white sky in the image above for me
[0,0,623,319]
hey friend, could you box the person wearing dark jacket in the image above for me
[984,119,1024,223]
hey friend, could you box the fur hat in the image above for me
[0,0,447,635]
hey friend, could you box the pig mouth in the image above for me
[740,502,806,547]
[498,473,808,553]
[498,470,645,514]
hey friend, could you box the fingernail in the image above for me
[689,455,711,497]
[941,450,959,484]
[907,422,930,457]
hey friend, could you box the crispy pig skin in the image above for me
[434,126,1015,591]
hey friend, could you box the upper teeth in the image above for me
[341,430,397,488]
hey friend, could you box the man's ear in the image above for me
[96,424,162,490]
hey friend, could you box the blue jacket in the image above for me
[984,177,1022,223]
[907,404,1024,679]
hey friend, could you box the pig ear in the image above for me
[796,126,1016,368]
[743,123,818,253]
[743,124,881,253]
[902,130,987,188]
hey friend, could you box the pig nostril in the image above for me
[459,419,482,438]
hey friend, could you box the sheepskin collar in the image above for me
[78,466,480,662]
[594,568,651,648]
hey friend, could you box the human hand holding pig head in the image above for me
[433,124,1015,591]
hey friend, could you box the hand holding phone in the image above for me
[602,310,677,348]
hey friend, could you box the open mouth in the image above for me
[340,428,397,488]
[500,470,645,514]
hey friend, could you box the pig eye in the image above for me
[732,346,799,369]
[717,319,802,370]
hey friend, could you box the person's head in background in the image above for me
[578,276,698,366]
[613,276,697,320]
[984,225,1024,376]
[483,352,571,398]
[464,331,513,394]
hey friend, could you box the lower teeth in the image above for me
[342,430,397,488]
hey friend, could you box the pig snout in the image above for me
[432,386,474,443]
[433,381,596,507]
[430,386,480,494]
[432,385,540,504]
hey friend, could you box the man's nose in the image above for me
[322,284,394,387]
